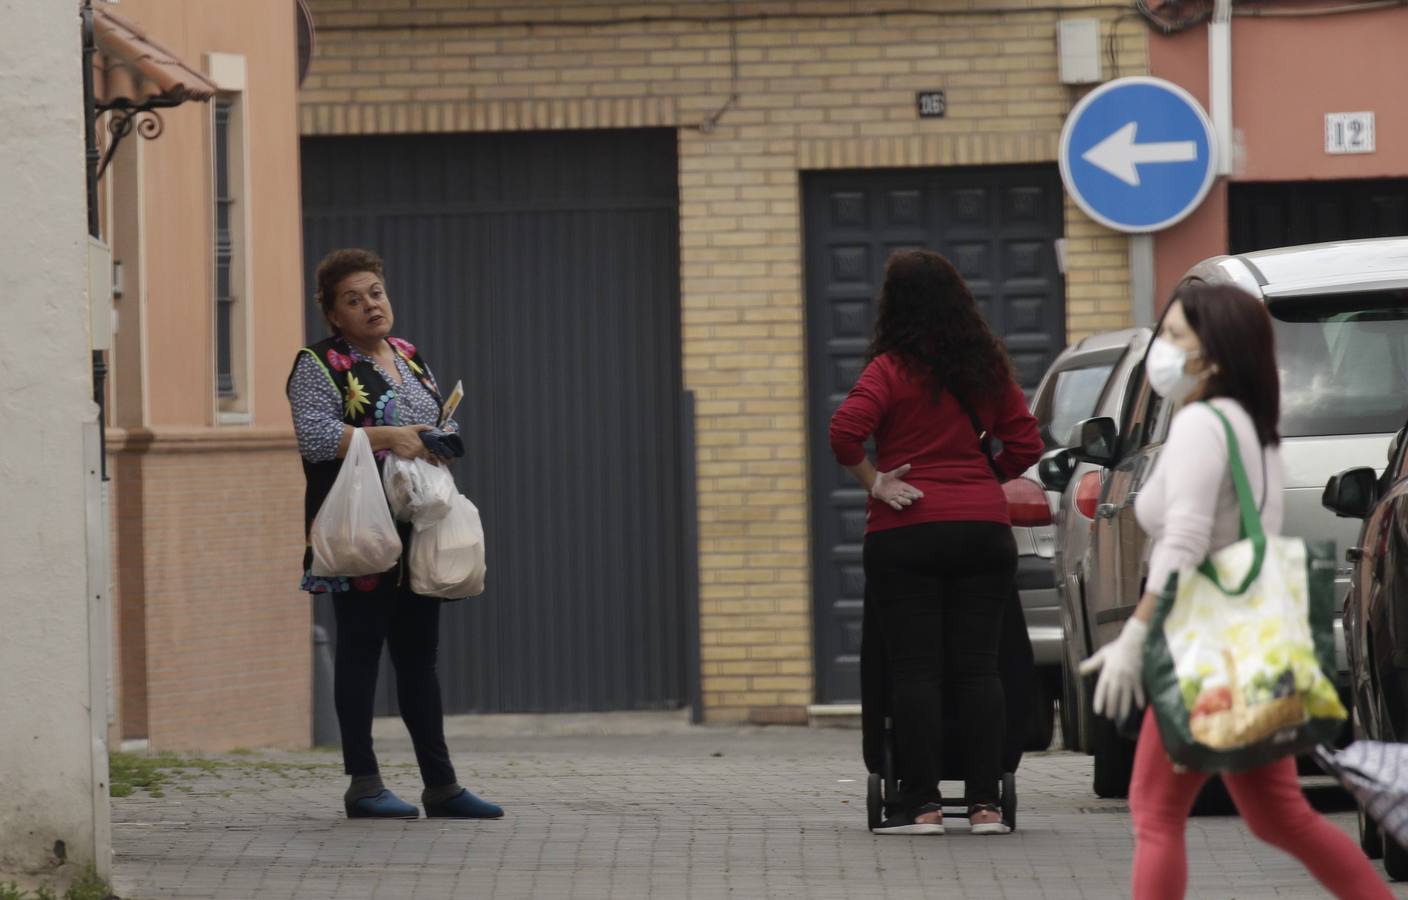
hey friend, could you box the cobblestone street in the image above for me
[109,719,1408,899]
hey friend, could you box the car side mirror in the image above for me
[1322,467,1378,519]
[1070,416,1118,467]
[1037,448,1075,493]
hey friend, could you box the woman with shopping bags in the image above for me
[286,247,501,821]
[830,249,1043,835]
[1080,280,1390,898]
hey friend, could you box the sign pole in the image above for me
[1129,234,1155,328]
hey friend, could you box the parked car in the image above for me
[1034,327,1151,752]
[1324,417,1408,878]
[1010,329,1150,749]
[1053,237,1408,798]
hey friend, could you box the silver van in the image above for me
[1021,327,1150,749]
[1035,327,1151,751]
[1061,237,1408,797]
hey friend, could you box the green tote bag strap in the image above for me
[1195,403,1267,595]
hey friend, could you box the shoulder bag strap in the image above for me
[1197,403,1267,596]
[951,389,1001,478]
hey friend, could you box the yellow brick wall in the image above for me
[301,0,1147,722]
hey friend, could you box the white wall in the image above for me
[0,0,110,878]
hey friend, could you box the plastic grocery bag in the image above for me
[382,454,455,528]
[1143,406,1345,773]
[309,428,402,577]
[409,493,486,599]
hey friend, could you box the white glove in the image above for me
[1079,618,1148,723]
[871,464,924,511]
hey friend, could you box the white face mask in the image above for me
[1146,337,1204,402]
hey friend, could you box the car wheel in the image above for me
[1091,711,1135,799]
[1060,660,1083,752]
[1359,802,1383,860]
[1025,674,1056,752]
[1384,834,1408,881]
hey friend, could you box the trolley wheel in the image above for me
[882,735,899,817]
[1360,801,1384,859]
[1000,771,1018,832]
[866,773,883,831]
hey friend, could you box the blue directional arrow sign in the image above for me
[1059,76,1218,233]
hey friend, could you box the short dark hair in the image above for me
[314,248,384,332]
[1172,279,1281,447]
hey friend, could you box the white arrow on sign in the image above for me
[1082,121,1198,187]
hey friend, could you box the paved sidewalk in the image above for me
[111,724,1408,899]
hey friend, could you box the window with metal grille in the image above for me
[214,98,235,398]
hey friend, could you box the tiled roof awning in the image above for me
[92,7,218,111]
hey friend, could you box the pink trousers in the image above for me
[1128,709,1392,899]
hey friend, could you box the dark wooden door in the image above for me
[803,165,1066,703]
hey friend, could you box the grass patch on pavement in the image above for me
[109,751,340,797]
[108,752,218,798]
[0,866,114,900]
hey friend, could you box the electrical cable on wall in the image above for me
[695,0,740,133]
[317,4,1140,33]
[1137,0,1407,32]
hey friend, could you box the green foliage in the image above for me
[0,866,113,900]
[109,749,341,800]
[108,752,217,799]
[61,868,110,900]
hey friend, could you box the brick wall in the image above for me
[109,429,311,751]
[299,0,1147,722]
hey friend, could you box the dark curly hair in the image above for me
[867,249,1013,405]
[314,248,385,334]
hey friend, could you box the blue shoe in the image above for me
[424,788,503,819]
[345,789,419,819]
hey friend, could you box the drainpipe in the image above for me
[1209,0,1233,176]
[81,0,109,479]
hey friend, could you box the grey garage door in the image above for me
[301,129,689,715]
[803,166,1065,704]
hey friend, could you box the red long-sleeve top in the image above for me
[829,353,1043,533]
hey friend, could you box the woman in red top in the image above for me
[831,249,1042,836]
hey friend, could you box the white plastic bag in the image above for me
[382,454,455,528]
[409,493,487,598]
[309,428,402,577]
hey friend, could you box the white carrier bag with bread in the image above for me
[1142,404,1346,772]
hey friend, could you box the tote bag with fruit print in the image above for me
[1142,405,1346,773]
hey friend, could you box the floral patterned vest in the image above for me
[289,334,442,592]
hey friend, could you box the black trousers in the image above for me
[332,580,456,788]
[863,520,1016,812]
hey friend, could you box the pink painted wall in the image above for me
[1149,9,1408,306]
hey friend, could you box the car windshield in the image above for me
[1045,363,1115,447]
[1272,290,1408,438]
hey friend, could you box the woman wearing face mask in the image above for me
[1080,280,1391,899]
